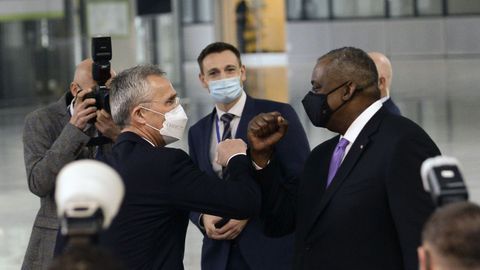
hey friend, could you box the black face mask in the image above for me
[302,81,349,128]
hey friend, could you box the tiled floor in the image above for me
[1,58,479,269]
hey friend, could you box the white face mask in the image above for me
[140,104,188,145]
[207,76,243,104]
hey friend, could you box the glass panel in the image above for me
[0,19,74,106]
[333,0,385,18]
[196,0,213,22]
[305,0,329,19]
[418,0,443,15]
[286,0,303,20]
[448,0,480,14]
[181,0,194,23]
[390,0,414,17]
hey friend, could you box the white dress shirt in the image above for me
[209,91,247,178]
[340,100,383,161]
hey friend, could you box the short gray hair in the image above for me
[109,65,166,128]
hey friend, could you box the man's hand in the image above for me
[247,112,288,167]
[69,88,97,130]
[95,109,121,141]
[203,214,248,240]
[216,139,247,167]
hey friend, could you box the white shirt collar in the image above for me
[215,90,247,118]
[69,97,75,116]
[141,136,156,147]
[380,96,390,103]
[342,100,383,145]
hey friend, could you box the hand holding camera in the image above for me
[84,36,113,117]
[69,88,97,130]
[95,109,120,141]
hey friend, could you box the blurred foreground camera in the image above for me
[55,159,124,246]
[85,36,112,114]
[421,156,469,207]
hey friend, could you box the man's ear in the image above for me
[378,76,387,96]
[240,65,247,83]
[342,81,356,101]
[131,106,146,125]
[418,246,430,270]
[199,73,209,91]
[70,82,79,96]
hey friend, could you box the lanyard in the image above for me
[215,115,221,143]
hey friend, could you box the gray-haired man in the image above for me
[97,65,261,270]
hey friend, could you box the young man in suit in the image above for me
[246,47,441,270]
[22,59,119,269]
[368,51,401,115]
[98,64,261,270]
[188,42,310,270]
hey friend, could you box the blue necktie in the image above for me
[220,113,235,140]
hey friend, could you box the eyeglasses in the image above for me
[142,97,180,107]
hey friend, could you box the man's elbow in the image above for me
[238,189,262,218]
[27,175,51,197]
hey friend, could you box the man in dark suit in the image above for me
[247,47,441,270]
[98,64,261,270]
[369,51,401,115]
[188,41,309,270]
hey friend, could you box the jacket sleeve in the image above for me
[167,150,261,220]
[257,104,310,237]
[23,111,90,197]
[275,104,310,187]
[187,128,206,232]
[385,132,440,269]
[256,157,298,237]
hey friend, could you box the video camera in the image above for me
[55,160,124,246]
[85,36,112,115]
[421,156,469,207]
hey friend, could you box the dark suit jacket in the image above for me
[258,108,440,270]
[98,132,261,270]
[188,96,310,270]
[383,97,401,115]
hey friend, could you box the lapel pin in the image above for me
[360,145,364,149]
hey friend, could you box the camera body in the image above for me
[421,156,469,207]
[85,36,112,114]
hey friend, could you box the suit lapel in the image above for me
[202,109,217,176]
[305,109,386,237]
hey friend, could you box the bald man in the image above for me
[368,52,401,115]
[22,59,119,269]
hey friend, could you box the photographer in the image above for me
[22,58,119,269]
[418,202,480,270]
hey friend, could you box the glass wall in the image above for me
[417,0,443,15]
[286,0,480,20]
[333,0,385,18]
[0,17,74,107]
[448,0,480,15]
[390,0,414,17]
[181,0,214,23]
